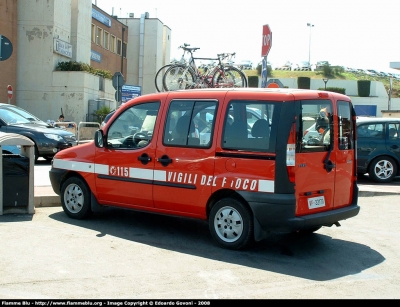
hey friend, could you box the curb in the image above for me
[34,195,61,207]
[32,189,398,209]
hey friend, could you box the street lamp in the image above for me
[307,23,314,66]
[323,78,329,90]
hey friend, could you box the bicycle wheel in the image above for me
[163,64,196,91]
[155,64,175,92]
[212,66,248,88]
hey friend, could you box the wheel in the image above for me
[162,64,195,91]
[154,64,174,92]
[212,66,247,88]
[368,156,397,183]
[61,177,91,219]
[209,198,253,250]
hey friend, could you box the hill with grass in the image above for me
[243,68,400,98]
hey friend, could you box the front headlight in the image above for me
[44,133,64,142]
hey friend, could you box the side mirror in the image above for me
[94,130,104,148]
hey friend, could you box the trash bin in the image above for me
[2,154,29,207]
[0,132,35,215]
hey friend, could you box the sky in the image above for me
[92,0,400,73]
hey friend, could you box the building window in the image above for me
[122,41,127,58]
[91,24,96,43]
[110,35,116,53]
[103,31,109,50]
[96,27,103,46]
[117,39,122,56]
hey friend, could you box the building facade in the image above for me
[0,0,171,124]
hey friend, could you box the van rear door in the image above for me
[295,96,356,216]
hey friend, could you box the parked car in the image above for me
[0,131,21,154]
[275,61,292,71]
[238,60,253,70]
[293,61,311,71]
[357,117,400,183]
[0,103,77,162]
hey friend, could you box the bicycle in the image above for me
[154,43,191,92]
[161,46,247,91]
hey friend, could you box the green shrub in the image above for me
[56,61,112,79]
[317,87,346,94]
[248,76,259,88]
[93,106,112,123]
[357,80,371,97]
[297,76,311,89]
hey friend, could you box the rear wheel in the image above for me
[368,156,397,183]
[163,65,195,91]
[154,64,174,92]
[212,66,247,88]
[61,177,91,219]
[209,197,253,250]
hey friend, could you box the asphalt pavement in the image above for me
[30,159,400,208]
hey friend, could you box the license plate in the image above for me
[308,196,325,209]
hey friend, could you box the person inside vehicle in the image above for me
[315,105,331,133]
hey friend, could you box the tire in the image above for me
[61,176,92,219]
[368,156,397,183]
[209,198,253,250]
[162,64,196,91]
[154,64,174,92]
[212,66,247,88]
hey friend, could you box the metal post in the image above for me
[307,23,314,66]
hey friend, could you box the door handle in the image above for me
[324,160,336,172]
[137,153,151,165]
[157,155,172,166]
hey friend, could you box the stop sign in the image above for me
[7,85,13,99]
[261,24,272,57]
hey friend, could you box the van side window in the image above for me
[338,101,354,150]
[163,100,217,147]
[301,100,333,152]
[106,102,160,149]
[222,101,275,152]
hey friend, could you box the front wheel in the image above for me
[61,177,91,219]
[212,66,248,88]
[209,198,253,250]
[162,65,196,91]
[368,156,397,183]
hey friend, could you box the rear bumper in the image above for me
[239,188,360,241]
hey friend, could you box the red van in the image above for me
[49,88,360,250]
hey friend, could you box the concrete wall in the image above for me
[17,71,115,123]
[265,77,399,117]
[71,0,91,63]
[121,16,171,95]
[276,78,388,97]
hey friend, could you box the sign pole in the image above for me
[261,24,272,88]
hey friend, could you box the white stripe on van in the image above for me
[258,180,274,193]
[53,158,274,192]
[130,168,153,180]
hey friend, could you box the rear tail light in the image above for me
[286,144,295,183]
[286,123,296,183]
